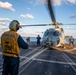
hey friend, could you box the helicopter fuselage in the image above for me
[42,28,65,47]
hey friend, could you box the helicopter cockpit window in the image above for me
[54,31,59,36]
[44,31,49,36]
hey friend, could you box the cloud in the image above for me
[20,14,34,19]
[18,30,43,37]
[34,0,46,5]
[38,0,76,5]
[27,0,76,6]
[19,22,27,26]
[27,0,62,6]
[64,0,76,4]
[0,1,15,11]
[66,26,70,29]
[0,18,11,22]
[0,21,6,25]
[69,14,76,18]
[27,7,31,10]
[0,18,11,26]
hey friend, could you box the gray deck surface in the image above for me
[0,42,76,75]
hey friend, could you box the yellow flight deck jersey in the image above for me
[1,30,20,58]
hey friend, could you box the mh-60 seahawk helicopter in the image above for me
[20,0,76,49]
[41,0,76,48]
[42,0,68,48]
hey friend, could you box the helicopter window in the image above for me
[44,31,49,36]
[54,31,59,36]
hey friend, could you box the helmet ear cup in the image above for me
[16,26,19,30]
[16,24,19,31]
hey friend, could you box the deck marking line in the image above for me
[67,52,76,59]
[20,47,41,60]
[20,48,43,65]
[19,60,33,75]
[0,66,3,72]
[20,47,47,67]
[19,48,47,74]
[20,47,40,60]
[33,58,76,65]
[62,52,76,72]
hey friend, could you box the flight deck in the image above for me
[0,43,76,75]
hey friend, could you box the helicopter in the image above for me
[19,0,76,49]
[1,0,76,49]
[41,0,66,48]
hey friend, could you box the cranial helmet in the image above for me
[9,20,21,31]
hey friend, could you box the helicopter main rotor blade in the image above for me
[47,0,56,23]
[63,23,76,25]
[20,24,52,27]
[20,23,64,27]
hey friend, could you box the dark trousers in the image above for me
[37,41,40,45]
[2,56,20,75]
[69,42,74,47]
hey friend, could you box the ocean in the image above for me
[23,37,76,44]
[0,37,76,44]
[22,37,43,42]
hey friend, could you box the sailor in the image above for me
[69,36,74,47]
[36,35,41,46]
[45,38,51,48]
[1,20,29,75]
[26,37,30,45]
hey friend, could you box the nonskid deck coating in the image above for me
[0,43,76,75]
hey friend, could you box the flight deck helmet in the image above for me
[9,20,21,31]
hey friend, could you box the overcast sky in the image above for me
[0,0,76,37]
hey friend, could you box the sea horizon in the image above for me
[0,36,76,44]
[22,37,76,44]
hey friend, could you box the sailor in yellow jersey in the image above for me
[1,20,29,75]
